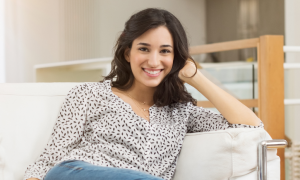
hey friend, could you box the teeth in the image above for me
[144,69,161,74]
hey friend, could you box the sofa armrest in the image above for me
[258,139,287,180]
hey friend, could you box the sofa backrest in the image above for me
[0,83,279,180]
[0,83,82,180]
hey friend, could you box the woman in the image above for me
[24,8,262,180]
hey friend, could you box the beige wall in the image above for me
[95,0,206,58]
[206,0,284,62]
[4,0,206,82]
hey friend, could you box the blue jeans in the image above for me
[44,160,164,180]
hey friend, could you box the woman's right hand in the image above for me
[26,178,40,180]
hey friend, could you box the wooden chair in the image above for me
[190,35,285,180]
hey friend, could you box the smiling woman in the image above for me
[24,8,263,180]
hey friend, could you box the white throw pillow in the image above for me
[173,128,279,180]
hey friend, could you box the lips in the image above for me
[142,68,163,77]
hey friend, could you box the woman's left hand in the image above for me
[178,59,198,83]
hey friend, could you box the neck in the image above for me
[126,80,156,106]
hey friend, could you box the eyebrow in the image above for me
[137,42,173,48]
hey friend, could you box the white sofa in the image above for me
[0,83,281,180]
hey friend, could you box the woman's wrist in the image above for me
[183,70,205,89]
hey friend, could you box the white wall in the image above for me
[284,0,300,142]
[4,0,206,82]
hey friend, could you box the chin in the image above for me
[139,79,163,88]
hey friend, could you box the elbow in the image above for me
[251,117,262,126]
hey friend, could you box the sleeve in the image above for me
[186,103,264,133]
[23,84,91,180]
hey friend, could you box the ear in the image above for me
[124,48,130,63]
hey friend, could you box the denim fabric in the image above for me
[44,160,164,180]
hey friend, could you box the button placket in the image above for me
[143,119,154,166]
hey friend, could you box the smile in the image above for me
[142,68,163,77]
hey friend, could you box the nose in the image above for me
[148,51,160,68]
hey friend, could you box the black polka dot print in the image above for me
[23,80,264,180]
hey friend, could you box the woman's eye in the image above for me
[161,49,171,54]
[139,48,149,52]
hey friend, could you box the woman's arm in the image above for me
[179,61,261,126]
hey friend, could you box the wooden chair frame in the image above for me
[190,35,285,180]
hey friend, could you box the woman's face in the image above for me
[125,26,174,88]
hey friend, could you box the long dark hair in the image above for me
[102,8,197,107]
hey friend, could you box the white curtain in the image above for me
[0,0,5,83]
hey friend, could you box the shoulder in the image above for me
[172,101,193,109]
[67,80,111,98]
[171,101,208,116]
[166,101,194,114]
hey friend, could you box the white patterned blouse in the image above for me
[23,80,264,180]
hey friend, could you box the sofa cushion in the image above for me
[173,128,279,180]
